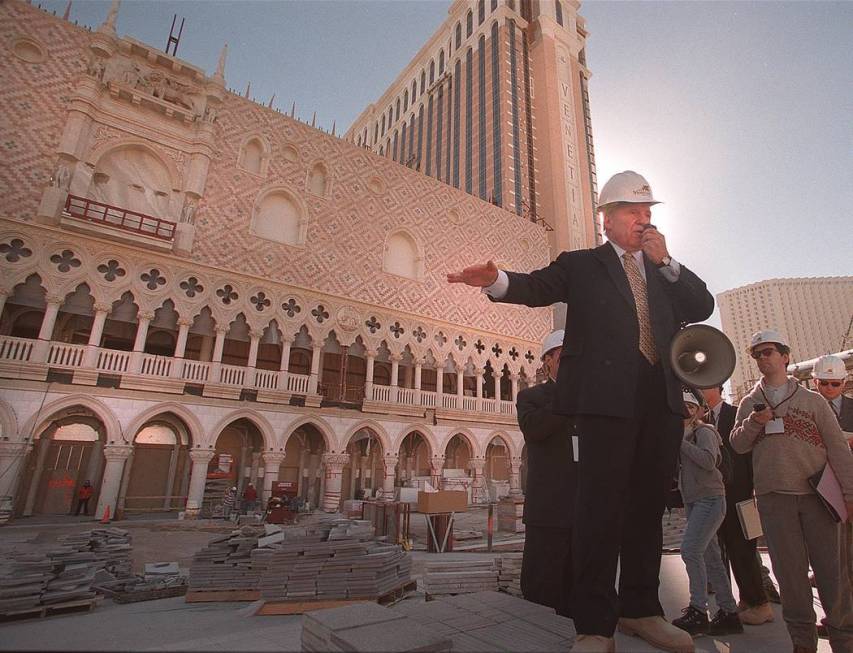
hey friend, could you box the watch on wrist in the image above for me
[657,256,672,268]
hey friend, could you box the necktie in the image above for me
[622,252,658,365]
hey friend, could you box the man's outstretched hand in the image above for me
[447,260,499,287]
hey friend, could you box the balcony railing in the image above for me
[64,194,176,241]
[0,334,516,417]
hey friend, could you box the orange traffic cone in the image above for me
[100,504,111,524]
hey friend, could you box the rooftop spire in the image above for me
[63,0,72,20]
[213,43,227,84]
[99,0,120,35]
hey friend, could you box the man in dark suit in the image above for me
[517,329,577,617]
[702,384,773,625]
[448,171,714,653]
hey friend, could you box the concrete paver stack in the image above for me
[496,553,523,596]
[422,559,499,596]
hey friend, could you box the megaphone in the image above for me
[670,324,736,389]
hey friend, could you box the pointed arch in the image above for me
[342,420,392,457]
[208,409,276,452]
[21,394,122,445]
[282,416,336,453]
[123,402,204,448]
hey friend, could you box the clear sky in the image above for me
[41,0,853,327]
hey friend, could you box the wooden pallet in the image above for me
[184,588,261,603]
[0,597,101,622]
[256,580,418,616]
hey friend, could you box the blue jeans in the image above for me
[682,495,737,613]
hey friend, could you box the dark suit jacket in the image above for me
[837,395,853,433]
[715,401,753,502]
[517,381,577,529]
[499,242,714,418]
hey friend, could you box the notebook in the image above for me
[736,498,763,540]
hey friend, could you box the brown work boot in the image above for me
[618,616,695,653]
[572,634,616,652]
[739,602,775,625]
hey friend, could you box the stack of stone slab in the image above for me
[302,601,452,653]
[302,591,575,652]
[497,495,525,533]
[0,551,58,613]
[56,528,134,578]
[257,520,412,601]
[422,559,499,596]
[187,525,265,592]
[497,553,523,597]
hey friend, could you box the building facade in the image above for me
[345,0,602,258]
[0,0,569,520]
[718,276,853,400]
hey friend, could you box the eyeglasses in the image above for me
[750,347,777,360]
[818,380,842,388]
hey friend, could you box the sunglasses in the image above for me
[750,347,777,360]
[818,380,842,388]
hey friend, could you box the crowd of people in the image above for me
[448,170,852,653]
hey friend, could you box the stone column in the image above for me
[364,353,375,401]
[380,453,399,499]
[469,456,487,504]
[210,327,227,381]
[163,444,179,510]
[510,373,519,403]
[80,304,109,368]
[509,456,523,496]
[414,363,422,405]
[429,455,445,490]
[31,298,62,362]
[262,452,285,499]
[245,330,261,387]
[390,355,400,402]
[435,367,444,407]
[23,436,52,516]
[307,344,322,394]
[170,320,191,379]
[493,371,501,401]
[0,289,7,318]
[0,441,32,507]
[277,337,292,389]
[320,453,350,512]
[456,369,464,402]
[94,445,133,521]
[184,449,216,517]
[129,312,153,373]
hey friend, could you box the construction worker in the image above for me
[74,480,93,516]
[223,486,237,520]
[516,329,577,618]
[731,330,853,653]
[242,483,258,513]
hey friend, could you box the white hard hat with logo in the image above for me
[813,354,846,380]
[748,329,789,352]
[597,171,661,209]
[682,390,700,406]
[540,330,565,360]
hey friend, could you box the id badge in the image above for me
[571,435,579,462]
[765,417,785,434]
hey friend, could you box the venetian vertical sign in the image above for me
[557,50,586,251]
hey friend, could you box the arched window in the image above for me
[383,231,422,280]
[251,190,306,246]
[466,10,473,36]
[88,144,172,219]
[555,0,563,26]
[411,79,417,102]
[478,0,485,24]
[374,122,379,144]
[308,162,328,196]
[395,98,401,121]
[490,0,497,11]
[381,114,386,136]
[455,22,462,48]
[241,138,264,174]
[429,60,435,85]
[388,106,393,127]
[438,50,445,75]
[403,90,409,112]
[507,0,515,10]
[420,70,426,94]
[400,122,407,165]
[392,131,399,162]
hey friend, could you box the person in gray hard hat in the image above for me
[516,329,577,618]
[731,330,853,653]
[449,171,713,653]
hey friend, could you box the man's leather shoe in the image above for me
[738,602,774,625]
[572,634,616,652]
[618,616,695,653]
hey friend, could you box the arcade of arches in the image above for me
[1,402,526,519]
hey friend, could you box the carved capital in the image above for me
[46,294,65,305]
[137,311,155,322]
[94,303,112,314]
[189,449,216,464]
[102,444,133,461]
[468,457,487,473]
[177,318,194,328]
[429,455,445,472]
[0,441,33,457]
[262,452,286,466]
[321,452,350,469]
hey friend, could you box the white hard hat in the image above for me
[540,330,565,360]
[682,390,700,406]
[748,329,788,352]
[813,354,846,380]
[597,171,661,209]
